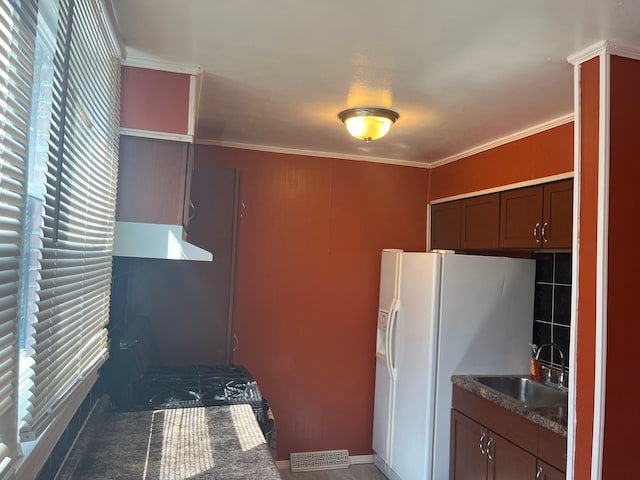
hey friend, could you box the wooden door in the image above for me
[188,165,242,364]
[487,431,536,480]
[542,179,573,249]
[431,201,461,250]
[450,410,488,480]
[460,193,500,250]
[499,185,543,248]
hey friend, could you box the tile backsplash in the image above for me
[532,252,572,371]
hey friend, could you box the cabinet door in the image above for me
[542,179,573,249]
[450,410,487,480]
[537,425,567,472]
[536,461,565,480]
[431,201,461,250]
[460,193,500,250]
[499,185,543,248]
[116,135,189,225]
[487,431,537,480]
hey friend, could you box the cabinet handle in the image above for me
[188,200,195,222]
[536,466,543,479]
[541,222,548,243]
[479,431,486,455]
[533,223,541,243]
[486,437,493,459]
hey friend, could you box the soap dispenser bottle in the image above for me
[529,343,541,380]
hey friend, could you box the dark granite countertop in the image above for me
[68,404,282,480]
[452,374,568,437]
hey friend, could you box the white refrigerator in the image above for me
[372,249,535,480]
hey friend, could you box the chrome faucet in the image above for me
[535,343,566,387]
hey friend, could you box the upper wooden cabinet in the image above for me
[499,179,573,249]
[460,193,500,250]
[542,180,573,248]
[431,193,501,251]
[430,179,573,252]
[116,135,193,228]
[430,201,461,250]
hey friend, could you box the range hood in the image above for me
[112,221,213,262]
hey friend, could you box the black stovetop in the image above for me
[116,364,272,434]
[132,364,262,410]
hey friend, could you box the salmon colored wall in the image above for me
[601,55,640,478]
[120,66,190,134]
[574,56,599,480]
[429,122,573,201]
[195,145,429,460]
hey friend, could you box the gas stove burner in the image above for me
[149,388,200,409]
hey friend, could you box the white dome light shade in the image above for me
[338,107,399,142]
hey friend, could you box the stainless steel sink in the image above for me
[472,375,568,407]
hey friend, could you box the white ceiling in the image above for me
[110,0,640,167]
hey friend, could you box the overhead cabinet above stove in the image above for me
[113,135,212,261]
[112,66,212,261]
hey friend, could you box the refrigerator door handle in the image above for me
[387,300,399,379]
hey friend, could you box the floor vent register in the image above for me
[289,449,350,472]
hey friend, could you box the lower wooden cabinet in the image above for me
[490,431,537,480]
[450,385,566,480]
[450,410,536,480]
[536,460,565,480]
[450,410,487,479]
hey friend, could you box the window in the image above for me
[0,0,121,476]
[0,0,39,474]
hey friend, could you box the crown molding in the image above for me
[606,41,640,61]
[120,128,192,143]
[568,39,640,65]
[429,113,575,168]
[101,1,125,59]
[122,51,201,75]
[567,40,608,65]
[195,139,430,169]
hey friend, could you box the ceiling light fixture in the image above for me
[338,107,399,143]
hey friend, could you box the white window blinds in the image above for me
[0,0,37,472]
[19,0,120,441]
